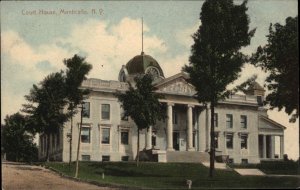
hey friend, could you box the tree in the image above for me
[251,16,299,159]
[116,74,166,166]
[64,55,92,165]
[251,16,298,122]
[184,0,255,177]
[23,72,69,161]
[1,113,38,162]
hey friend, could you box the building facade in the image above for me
[38,52,285,164]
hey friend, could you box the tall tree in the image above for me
[251,16,299,159]
[116,74,166,166]
[1,113,38,162]
[64,54,92,165]
[184,0,255,177]
[23,72,69,161]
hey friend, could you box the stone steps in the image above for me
[166,151,210,163]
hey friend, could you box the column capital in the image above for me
[187,104,194,108]
[167,102,174,106]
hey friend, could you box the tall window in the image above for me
[172,110,178,124]
[226,134,233,149]
[101,128,110,144]
[241,115,247,129]
[101,104,110,120]
[81,127,90,143]
[82,102,90,118]
[226,114,233,128]
[241,135,248,149]
[214,113,218,127]
[214,132,219,149]
[121,131,129,145]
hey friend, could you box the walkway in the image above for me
[2,161,118,190]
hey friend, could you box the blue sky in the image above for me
[1,0,298,159]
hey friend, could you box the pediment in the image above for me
[155,72,196,96]
[259,115,286,131]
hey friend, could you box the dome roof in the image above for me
[125,52,164,77]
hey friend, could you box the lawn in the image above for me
[45,161,300,189]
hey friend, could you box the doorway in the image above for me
[173,132,180,151]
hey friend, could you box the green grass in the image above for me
[45,161,300,189]
[229,160,300,175]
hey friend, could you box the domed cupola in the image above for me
[119,52,165,83]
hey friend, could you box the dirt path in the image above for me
[2,161,118,190]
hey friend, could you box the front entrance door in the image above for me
[173,132,180,151]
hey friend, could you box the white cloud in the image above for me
[1,17,168,121]
[175,22,201,48]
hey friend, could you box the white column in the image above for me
[263,135,267,159]
[280,135,284,159]
[187,105,194,151]
[146,126,152,150]
[167,103,174,151]
[271,136,275,159]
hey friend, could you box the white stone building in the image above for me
[38,52,285,164]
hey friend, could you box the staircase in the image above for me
[166,151,210,163]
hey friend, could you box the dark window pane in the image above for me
[102,128,110,144]
[81,127,90,143]
[102,104,110,120]
[226,114,233,128]
[241,135,248,149]
[241,115,247,129]
[226,134,233,149]
[102,155,110,161]
[121,131,129,145]
[82,155,90,161]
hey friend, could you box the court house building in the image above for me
[38,52,286,164]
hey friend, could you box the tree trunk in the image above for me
[136,129,140,167]
[69,115,73,167]
[209,102,215,178]
[46,133,50,162]
[75,106,83,178]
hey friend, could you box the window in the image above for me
[228,158,234,164]
[82,155,90,161]
[121,131,129,145]
[214,132,219,149]
[101,128,110,144]
[241,159,248,164]
[82,102,90,118]
[101,104,110,120]
[226,114,233,128]
[81,127,90,143]
[214,113,218,127]
[172,110,178,124]
[241,135,248,149]
[226,134,233,149]
[152,131,157,147]
[102,155,110,161]
[241,115,247,129]
[121,156,129,161]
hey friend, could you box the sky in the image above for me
[1,0,298,160]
